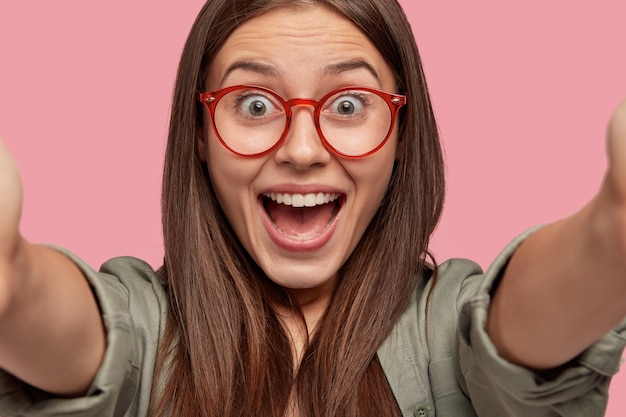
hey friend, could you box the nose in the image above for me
[273,104,332,170]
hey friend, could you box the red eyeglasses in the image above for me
[198,85,406,158]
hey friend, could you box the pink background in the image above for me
[0,0,624,413]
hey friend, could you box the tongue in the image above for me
[266,200,335,239]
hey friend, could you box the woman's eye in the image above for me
[327,94,366,116]
[236,94,279,117]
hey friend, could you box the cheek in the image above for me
[207,129,244,185]
[206,137,244,211]
[349,142,396,215]
[206,137,265,227]
[363,162,394,210]
[207,158,254,250]
[370,143,396,202]
[366,136,397,190]
[208,157,246,206]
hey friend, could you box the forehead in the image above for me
[207,5,396,92]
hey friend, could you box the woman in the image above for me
[0,0,625,416]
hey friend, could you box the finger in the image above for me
[606,98,626,199]
[0,138,23,245]
[607,97,626,170]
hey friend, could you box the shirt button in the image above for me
[414,405,429,417]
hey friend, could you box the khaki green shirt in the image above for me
[1,228,625,416]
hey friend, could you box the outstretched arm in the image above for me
[0,140,105,396]
[488,98,626,370]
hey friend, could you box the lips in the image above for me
[260,191,343,251]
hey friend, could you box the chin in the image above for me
[261,260,339,292]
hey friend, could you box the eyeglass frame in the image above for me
[198,85,407,159]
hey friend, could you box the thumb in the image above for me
[606,97,626,200]
[0,139,24,251]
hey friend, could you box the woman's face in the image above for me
[198,5,399,306]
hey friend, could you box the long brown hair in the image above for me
[152,0,444,416]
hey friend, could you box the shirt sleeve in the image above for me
[457,227,626,417]
[0,247,167,417]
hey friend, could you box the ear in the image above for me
[196,109,209,162]
[394,128,403,162]
[197,129,208,162]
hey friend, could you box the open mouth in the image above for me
[261,192,342,241]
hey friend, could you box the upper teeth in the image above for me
[264,192,340,208]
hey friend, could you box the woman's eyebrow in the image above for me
[322,60,381,84]
[221,60,280,85]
